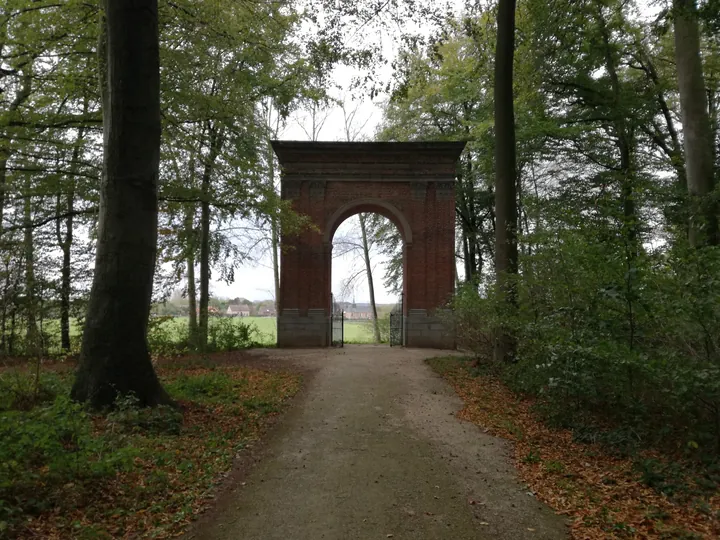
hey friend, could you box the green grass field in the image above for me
[18,316,378,355]
[159,316,378,345]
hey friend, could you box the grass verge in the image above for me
[0,358,301,539]
[427,356,720,539]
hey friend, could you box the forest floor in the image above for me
[0,351,304,539]
[184,346,568,540]
[6,347,712,539]
[428,356,720,539]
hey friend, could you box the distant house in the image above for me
[227,304,251,317]
[258,306,277,317]
[342,302,373,320]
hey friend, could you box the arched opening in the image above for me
[273,140,463,349]
[329,210,405,345]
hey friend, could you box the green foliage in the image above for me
[451,282,500,358]
[350,315,392,344]
[146,316,259,356]
[0,396,137,532]
[0,367,68,411]
[107,393,183,435]
[166,371,245,404]
[453,235,720,460]
[0,360,301,537]
[207,318,257,352]
[147,315,191,357]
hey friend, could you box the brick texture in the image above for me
[272,141,465,348]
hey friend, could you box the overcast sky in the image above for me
[209,89,399,304]
[209,2,430,304]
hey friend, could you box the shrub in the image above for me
[451,282,500,358]
[0,368,69,411]
[207,317,256,351]
[452,231,720,460]
[147,315,190,356]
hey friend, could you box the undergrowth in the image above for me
[0,360,301,538]
[428,355,720,538]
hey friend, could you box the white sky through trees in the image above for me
[210,93,395,303]
[208,0,663,303]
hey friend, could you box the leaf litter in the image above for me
[10,360,301,539]
[427,356,720,539]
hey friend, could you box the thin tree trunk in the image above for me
[0,154,8,239]
[359,214,380,343]
[184,206,198,347]
[57,192,73,351]
[493,0,519,363]
[57,121,86,351]
[673,0,718,246]
[271,216,280,313]
[463,233,471,281]
[198,162,211,351]
[596,4,638,258]
[197,125,223,350]
[0,259,10,353]
[71,0,169,408]
[268,143,281,314]
[23,182,37,355]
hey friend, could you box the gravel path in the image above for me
[186,346,568,540]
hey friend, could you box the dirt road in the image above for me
[186,346,567,540]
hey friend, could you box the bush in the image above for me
[0,368,69,411]
[147,315,190,356]
[451,282,499,358]
[207,317,256,351]
[452,230,720,460]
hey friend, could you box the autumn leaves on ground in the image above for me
[0,354,301,539]
[4,353,720,539]
[428,356,720,540]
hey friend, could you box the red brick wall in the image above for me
[274,141,464,326]
[279,179,455,317]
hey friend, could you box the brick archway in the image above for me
[272,141,466,348]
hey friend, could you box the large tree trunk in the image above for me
[493,0,519,363]
[359,214,380,343]
[71,0,169,408]
[673,0,718,246]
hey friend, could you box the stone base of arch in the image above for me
[275,308,455,349]
[277,308,330,348]
[272,141,466,349]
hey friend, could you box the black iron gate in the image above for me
[389,293,404,347]
[331,295,344,347]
